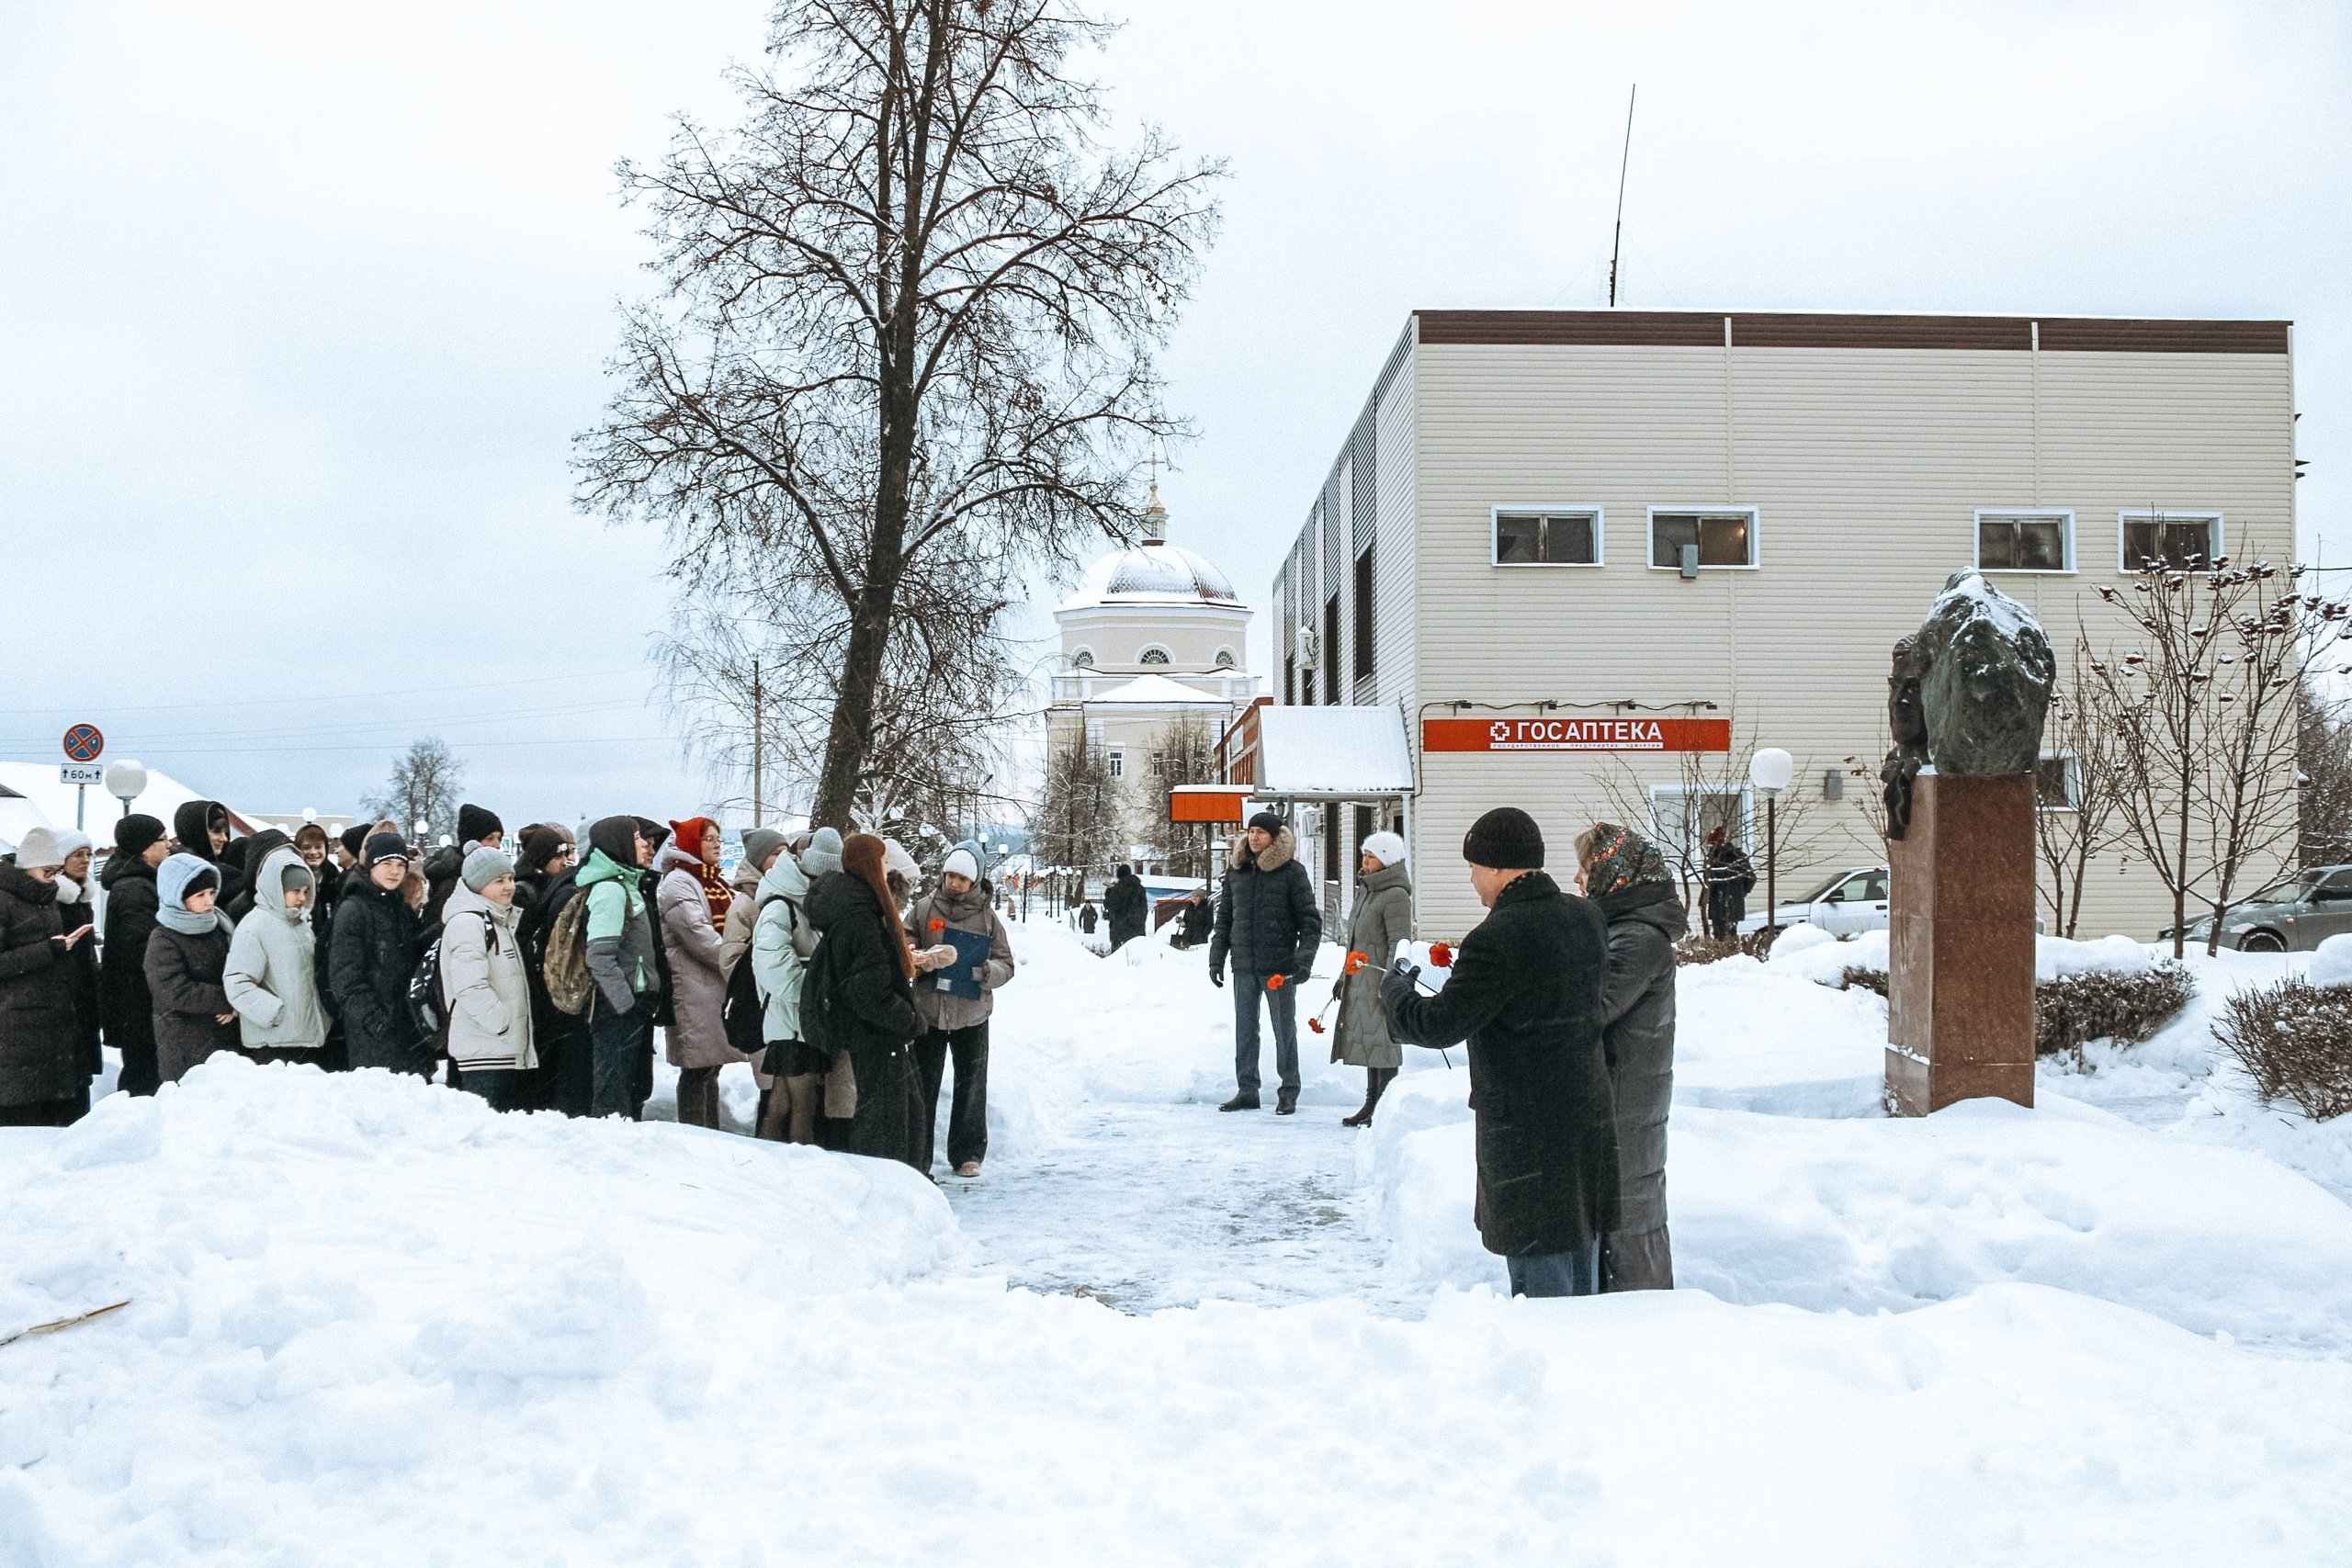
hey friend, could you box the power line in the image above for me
[92,734,683,757]
[0,666,650,718]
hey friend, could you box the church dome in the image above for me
[1056,482,1241,610]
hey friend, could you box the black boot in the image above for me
[1275,1086,1298,1116]
[1218,1090,1261,1112]
[1340,1067,1393,1127]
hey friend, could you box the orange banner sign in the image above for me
[1421,716,1732,753]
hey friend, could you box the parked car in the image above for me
[1737,865,1890,938]
[2166,866,2352,952]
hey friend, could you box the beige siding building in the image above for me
[1268,310,2298,942]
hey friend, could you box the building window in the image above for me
[2036,753,2083,811]
[1283,654,1297,705]
[1214,647,1237,669]
[1648,508,1758,570]
[2120,511,2223,571]
[1071,649,1094,669]
[1108,750,1125,781]
[1493,508,1601,566]
[1322,597,1340,705]
[1976,510,2074,572]
[1137,646,1171,666]
[1352,546,1376,679]
[1149,750,1166,779]
[1649,784,1748,864]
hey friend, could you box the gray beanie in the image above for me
[741,827,788,874]
[800,826,843,878]
[461,844,516,892]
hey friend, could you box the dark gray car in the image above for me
[2173,866,2352,952]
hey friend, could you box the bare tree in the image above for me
[2299,674,2352,867]
[2087,554,2352,955]
[362,739,465,845]
[2035,634,2127,937]
[578,0,1223,829]
[1032,728,1116,898]
[1128,710,1220,877]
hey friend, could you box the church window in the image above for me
[1214,647,1237,669]
[1071,649,1095,669]
[1138,646,1171,666]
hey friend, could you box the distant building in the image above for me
[1046,482,1258,797]
[1261,309,2297,940]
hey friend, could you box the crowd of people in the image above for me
[0,801,1017,1181]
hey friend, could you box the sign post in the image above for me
[60,725,105,831]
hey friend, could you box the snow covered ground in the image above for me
[5,919,2351,1563]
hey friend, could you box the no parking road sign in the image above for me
[62,724,105,762]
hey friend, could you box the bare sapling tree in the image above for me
[1032,727,1117,897]
[2298,674,2352,867]
[578,0,1223,829]
[1128,710,1219,877]
[2034,634,2127,938]
[363,739,465,845]
[2086,548,2352,955]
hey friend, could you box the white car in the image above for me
[1737,865,1890,938]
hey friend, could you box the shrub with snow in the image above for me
[2034,963,2196,1064]
[2214,977,2352,1121]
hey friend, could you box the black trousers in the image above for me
[589,1001,654,1120]
[0,1092,89,1128]
[537,1023,591,1117]
[913,1022,989,1171]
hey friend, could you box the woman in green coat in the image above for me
[1332,831,1411,1126]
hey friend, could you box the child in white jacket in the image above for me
[223,845,329,1058]
[440,847,537,1112]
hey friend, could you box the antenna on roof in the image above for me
[1607,85,1636,309]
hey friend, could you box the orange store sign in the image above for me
[1421,716,1732,753]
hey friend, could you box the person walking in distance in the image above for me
[1332,830,1411,1127]
[0,827,98,1125]
[329,832,430,1077]
[98,814,171,1097]
[906,844,1015,1178]
[145,852,242,1084]
[1574,823,1685,1292]
[439,845,538,1111]
[1382,807,1622,1299]
[1208,811,1321,1114]
[656,816,741,1130]
[222,843,331,1064]
[579,817,662,1120]
[1702,828,1756,941]
[1102,863,1148,952]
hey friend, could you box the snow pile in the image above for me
[2312,931,2352,987]
[1765,928,2163,988]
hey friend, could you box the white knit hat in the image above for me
[13,826,65,871]
[882,839,920,883]
[941,847,980,882]
[1361,830,1407,869]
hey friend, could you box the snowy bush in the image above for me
[1838,966,1889,997]
[1674,928,1782,965]
[2214,978,2352,1121]
[2035,964,2195,1065]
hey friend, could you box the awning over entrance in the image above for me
[1216,701,1413,802]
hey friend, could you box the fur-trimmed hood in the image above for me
[1227,824,1296,874]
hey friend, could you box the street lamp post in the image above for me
[103,760,147,822]
[1749,747,1794,939]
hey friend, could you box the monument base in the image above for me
[1884,772,2036,1116]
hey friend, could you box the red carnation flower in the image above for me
[1429,942,1453,969]
[1307,1018,1325,1034]
[928,919,944,932]
[1343,950,1368,975]
[1265,974,1285,990]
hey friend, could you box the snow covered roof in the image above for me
[1240,706,1414,798]
[0,761,252,853]
[1057,541,1241,612]
[1083,673,1235,707]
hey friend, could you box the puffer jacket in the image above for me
[1597,881,1685,1289]
[1209,826,1321,981]
[1332,860,1411,1068]
[748,850,816,1044]
[905,881,1015,1033]
[579,848,659,1017]
[654,840,740,1069]
[223,845,329,1051]
[53,862,101,1078]
[438,880,537,1072]
[98,852,162,1070]
[145,884,238,1082]
[0,862,85,1109]
[329,874,428,1073]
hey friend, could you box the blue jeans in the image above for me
[1507,1240,1602,1299]
[1232,973,1300,1095]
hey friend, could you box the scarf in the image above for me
[1581,823,1672,900]
[669,817,731,924]
[156,852,232,937]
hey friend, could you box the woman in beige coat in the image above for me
[440,846,537,1111]
[1331,830,1410,1126]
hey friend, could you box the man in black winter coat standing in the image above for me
[329,833,430,1076]
[1384,807,1622,1298]
[1102,864,1148,952]
[1208,811,1320,1114]
[98,815,171,1096]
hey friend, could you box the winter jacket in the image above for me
[515,863,583,1045]
[579,848,658,1018]
[1703,842,1755,930]
[654,840,740,1070]
[223,846,329,1051]
[1209,827,1321,981]
[53,863,101,1077]
[1332,860,1411,1069]
[171,800,247,913]
[438,881,537,1072]
[1597,882,1685,1289]
[718,862,762,983]
[98,852,162,1067]
[222,829,292,924]
[329,874,429,1073]
[905,882,1015,1033]
[1104,870,1148,945]
[1384,871,1623,1259]
[145,913,238,1081]
[421,842,466,939]
[0,862,86,1109]
[807,870,923,1167]
[748,851,816,1044]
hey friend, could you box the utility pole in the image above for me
[1607,84,1636,308]
[750,656,763,829]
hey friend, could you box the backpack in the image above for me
[543,887,597,1017]
[797,927,844,1057]
[408,913,493,1048]
[722,891,787,1057]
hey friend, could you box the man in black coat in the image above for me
[1384,807,1622,1298]
[329,832,430,1076]
[1702,829,1756,940]
[1102,863,1148,952]
[98,814,170,1096]
[1208,812,1321,1114]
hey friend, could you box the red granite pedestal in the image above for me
[1884,773,2036,1115]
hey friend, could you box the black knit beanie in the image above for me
[114,815,166,861]
[457,803,503,846]
[1247,810,1284,835]
[517,823,568,873]
[363,831,412,868]
[1462,807,1545,870]
[339,825,368,858]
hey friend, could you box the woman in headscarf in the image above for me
[1573,821,1687,1292]
[0,828,96,1124]
[172,799,247,911]
[1331,830,1411,1127]
[804,832,931,1170]
[146,852,241,1084]
[51,831,102,1087]
[656,816,742,1129]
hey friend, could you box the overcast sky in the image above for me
[3,0,2346,830]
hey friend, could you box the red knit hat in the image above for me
[670,818,719,859]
